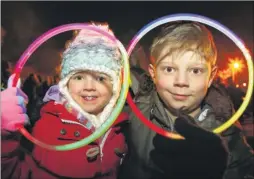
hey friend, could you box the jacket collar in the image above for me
[150,94,220,131]
[134,73,234,131]
[41,101,129,130]
[135,89,224,132]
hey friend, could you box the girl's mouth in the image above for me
[83,96,97,101]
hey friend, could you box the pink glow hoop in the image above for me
[10,23,130,151]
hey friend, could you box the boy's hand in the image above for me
[1,75,30,132]
[151,113,228,179]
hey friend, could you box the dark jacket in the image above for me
[119,74,254,179]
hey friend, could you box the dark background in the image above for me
[1,1,253,80]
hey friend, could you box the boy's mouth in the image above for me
[171,93,190,101]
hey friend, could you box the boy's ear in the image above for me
[208,66,218,87]
[148,64,156,82]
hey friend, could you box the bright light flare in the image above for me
[228,57,245,73]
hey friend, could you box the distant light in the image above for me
[243,83,247,87]
[236,84,239,88]
[233,62,239,69]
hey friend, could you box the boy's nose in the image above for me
[174,72,189,88]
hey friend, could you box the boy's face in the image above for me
[67,71,113,115]
[149,51,217,115]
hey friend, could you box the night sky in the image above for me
[1,1,253,81]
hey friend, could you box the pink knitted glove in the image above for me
[1,75,30,132]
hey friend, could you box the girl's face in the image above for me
[68,71,113,116]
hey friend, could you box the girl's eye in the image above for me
[73,75,83,80]
[96,76,105,82]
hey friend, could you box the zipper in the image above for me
[96,128,112,175]
[99,128,112,160]
[151,106,174,131]
[163,109,174,131]
[61,119,89,129]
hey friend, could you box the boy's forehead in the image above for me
[157,51,208,66]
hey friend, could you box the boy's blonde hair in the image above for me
[150,22,217,66]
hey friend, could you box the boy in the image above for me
[119,22,254,179]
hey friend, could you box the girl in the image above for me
[1,23,128,179]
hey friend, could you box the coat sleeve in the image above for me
[1,129,40,179]
[1,98,50,179]
[222,121,254,179]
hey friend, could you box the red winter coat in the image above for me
[1,101,128,179]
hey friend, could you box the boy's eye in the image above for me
[191,68,203,74]
[164,67,174,73]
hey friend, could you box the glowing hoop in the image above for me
[126,13,253,139]
[11,23,130,150]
